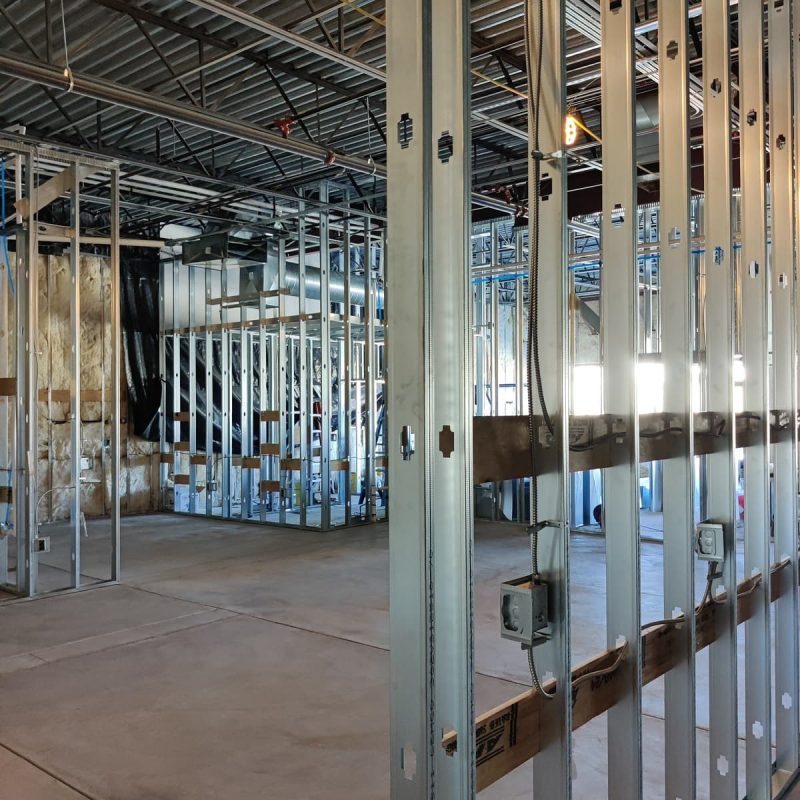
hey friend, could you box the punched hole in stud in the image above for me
[401,746,417,780]
[717,755,729,776]
[749,260,759,278]
[611,203,625,227]
[437,131,454,163]
[666,40,679,60]
[397,113,413,149]
[710,77,722,96]
[540,172,552,201]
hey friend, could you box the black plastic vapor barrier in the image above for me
[122,249,252,452]
[121,248,163,442]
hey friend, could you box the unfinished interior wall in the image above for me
[32,252,159,522]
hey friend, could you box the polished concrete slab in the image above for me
[0,514,762,798]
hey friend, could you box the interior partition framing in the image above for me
[0,137,122,598]
[388,0,800,798]
[158,188,387,532]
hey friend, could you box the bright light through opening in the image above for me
[564,114,579,146]
[572,362,707,415]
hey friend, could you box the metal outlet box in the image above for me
[500,575,548,645]
[695,521,725,562]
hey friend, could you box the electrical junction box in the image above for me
[500,575,548,646]
[695,522,725,562]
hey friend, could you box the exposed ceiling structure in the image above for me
[0,0,722,239]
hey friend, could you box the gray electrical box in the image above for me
[695,522,725,562]
[32,536,50,554]
[500,575,548,646]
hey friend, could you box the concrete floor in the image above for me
[0,513,771,799]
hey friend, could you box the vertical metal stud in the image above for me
[188,266,197,513]
[259,253,268,522]
[15,153,37,596]
[700,2,738,797]
[342,215,352,526]
[364,219,377,523]
[240,277,251,520]
[528,0,572,797]
[205,267,214,517]
[69,164,81,587]
[0,157,8,585]
[298,204,309,528]
[278,238,288,525]
[171,261,181,513]
[738,1,772,796]
[110,166,121,581]
[220,260,231,519]
[600,0,642,795]
[657,2,696,796]
[387,0,474,793]
[319,183,332,530]
[159,260,168,512]
[770,0,800,783]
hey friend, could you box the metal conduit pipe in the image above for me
[0,54,386,178]
[0,55,518,217]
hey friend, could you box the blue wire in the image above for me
[0,158,16,297]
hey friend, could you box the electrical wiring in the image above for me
[695,561,731,610]
[568,432,614,452]
[639,426,684,438]
[522,0,555,701]
[735,575,762,599]
[572,643,629,689]
[626,562,723,640]
[641,614,684,632]
[567,426,683,452]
